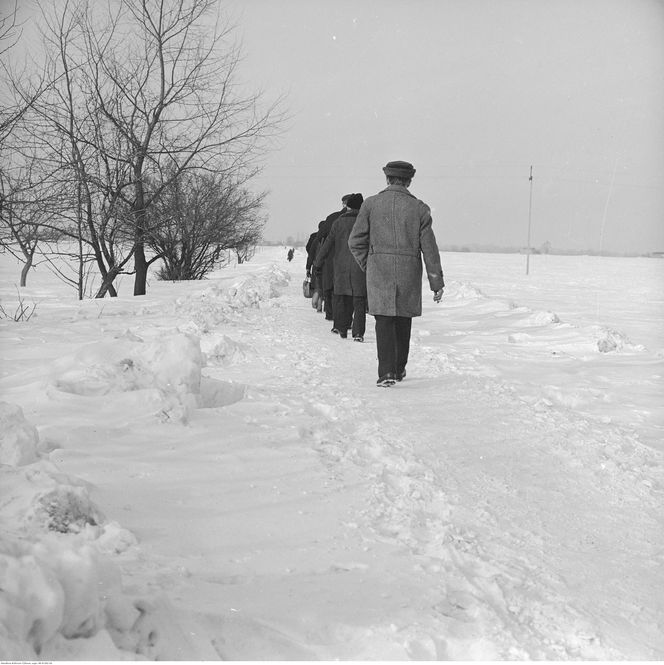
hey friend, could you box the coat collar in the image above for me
[380,184,415,198]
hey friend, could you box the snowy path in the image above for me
[187,272,663,659]
[2,251,663,659]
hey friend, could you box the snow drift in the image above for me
[0,266,289,659]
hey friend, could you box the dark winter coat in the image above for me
[305,231,321,290]
[306,231,318,273]
[316,209,344,291]
[348,184,444,317]
[314,210,367,297]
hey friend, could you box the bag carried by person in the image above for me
[302,278,313,298]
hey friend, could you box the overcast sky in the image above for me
[225,0,664,254]
[5,0,663,254]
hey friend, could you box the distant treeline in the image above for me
[438,245,661,258]
[265,239,661,258]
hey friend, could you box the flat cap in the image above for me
[383,160,416,178]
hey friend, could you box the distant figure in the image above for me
[315,194,352,321]
[287,248,294,262]
[306,227,323,311]
[314,193,367,340]
[349,160,444,387]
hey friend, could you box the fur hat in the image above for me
[346,193,364,210]
[383,160,416,179]
[341,193,353,203]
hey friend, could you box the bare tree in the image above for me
[8,0,284,297]
[147,169,266,280]
[0,148,106,296]
[0,1,20,142]
[0,1,54,145]
[233,232,259,264]
[3,1,131,298]
[0,1,20,56]
[0,1,48,248]
[98,0,283,295]
[0,163,50,287]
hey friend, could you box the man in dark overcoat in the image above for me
[316,194,351,321]
[314,193,367,340]
[306,227,323,311]
[348,161,444,386]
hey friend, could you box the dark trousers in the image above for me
[323,289,334,320]
[333,294,367,338]
[374,315,412,378]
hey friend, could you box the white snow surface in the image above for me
[0,247,663,660]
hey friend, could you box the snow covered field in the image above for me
[1,246,663,660]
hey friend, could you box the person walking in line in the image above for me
[306,226,323,311]
[287,247,294,262]
[348,160,444,387]
[316,194,352,321]
[314,193,367,340]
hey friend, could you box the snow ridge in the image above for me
[0,265,288,660]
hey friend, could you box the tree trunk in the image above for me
[133,174,148,296]
[96,277,118,298]
[133,242,148,295]
[20,256,33,287]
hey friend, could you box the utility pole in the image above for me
[526,165,534,275]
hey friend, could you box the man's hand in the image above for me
[433,288,444,303]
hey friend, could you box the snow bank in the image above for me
[447,281,487,300]
[447,279,644,356]
[0,401,41,466]
[507,324,644,355]
[49,331,203,423]
[50,332,202,397]
[0,534,155,660]
[0,267,292,660]
[0,402,141,659]
[514,309,561,326]
[199,333,254,366]
[594,326,642,353]
[175,265,290,332]
[1,333,206,659]
[0,451,141,660]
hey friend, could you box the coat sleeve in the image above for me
[348,201,370,271]
[314,223,336,269]
[419,203,445,291]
